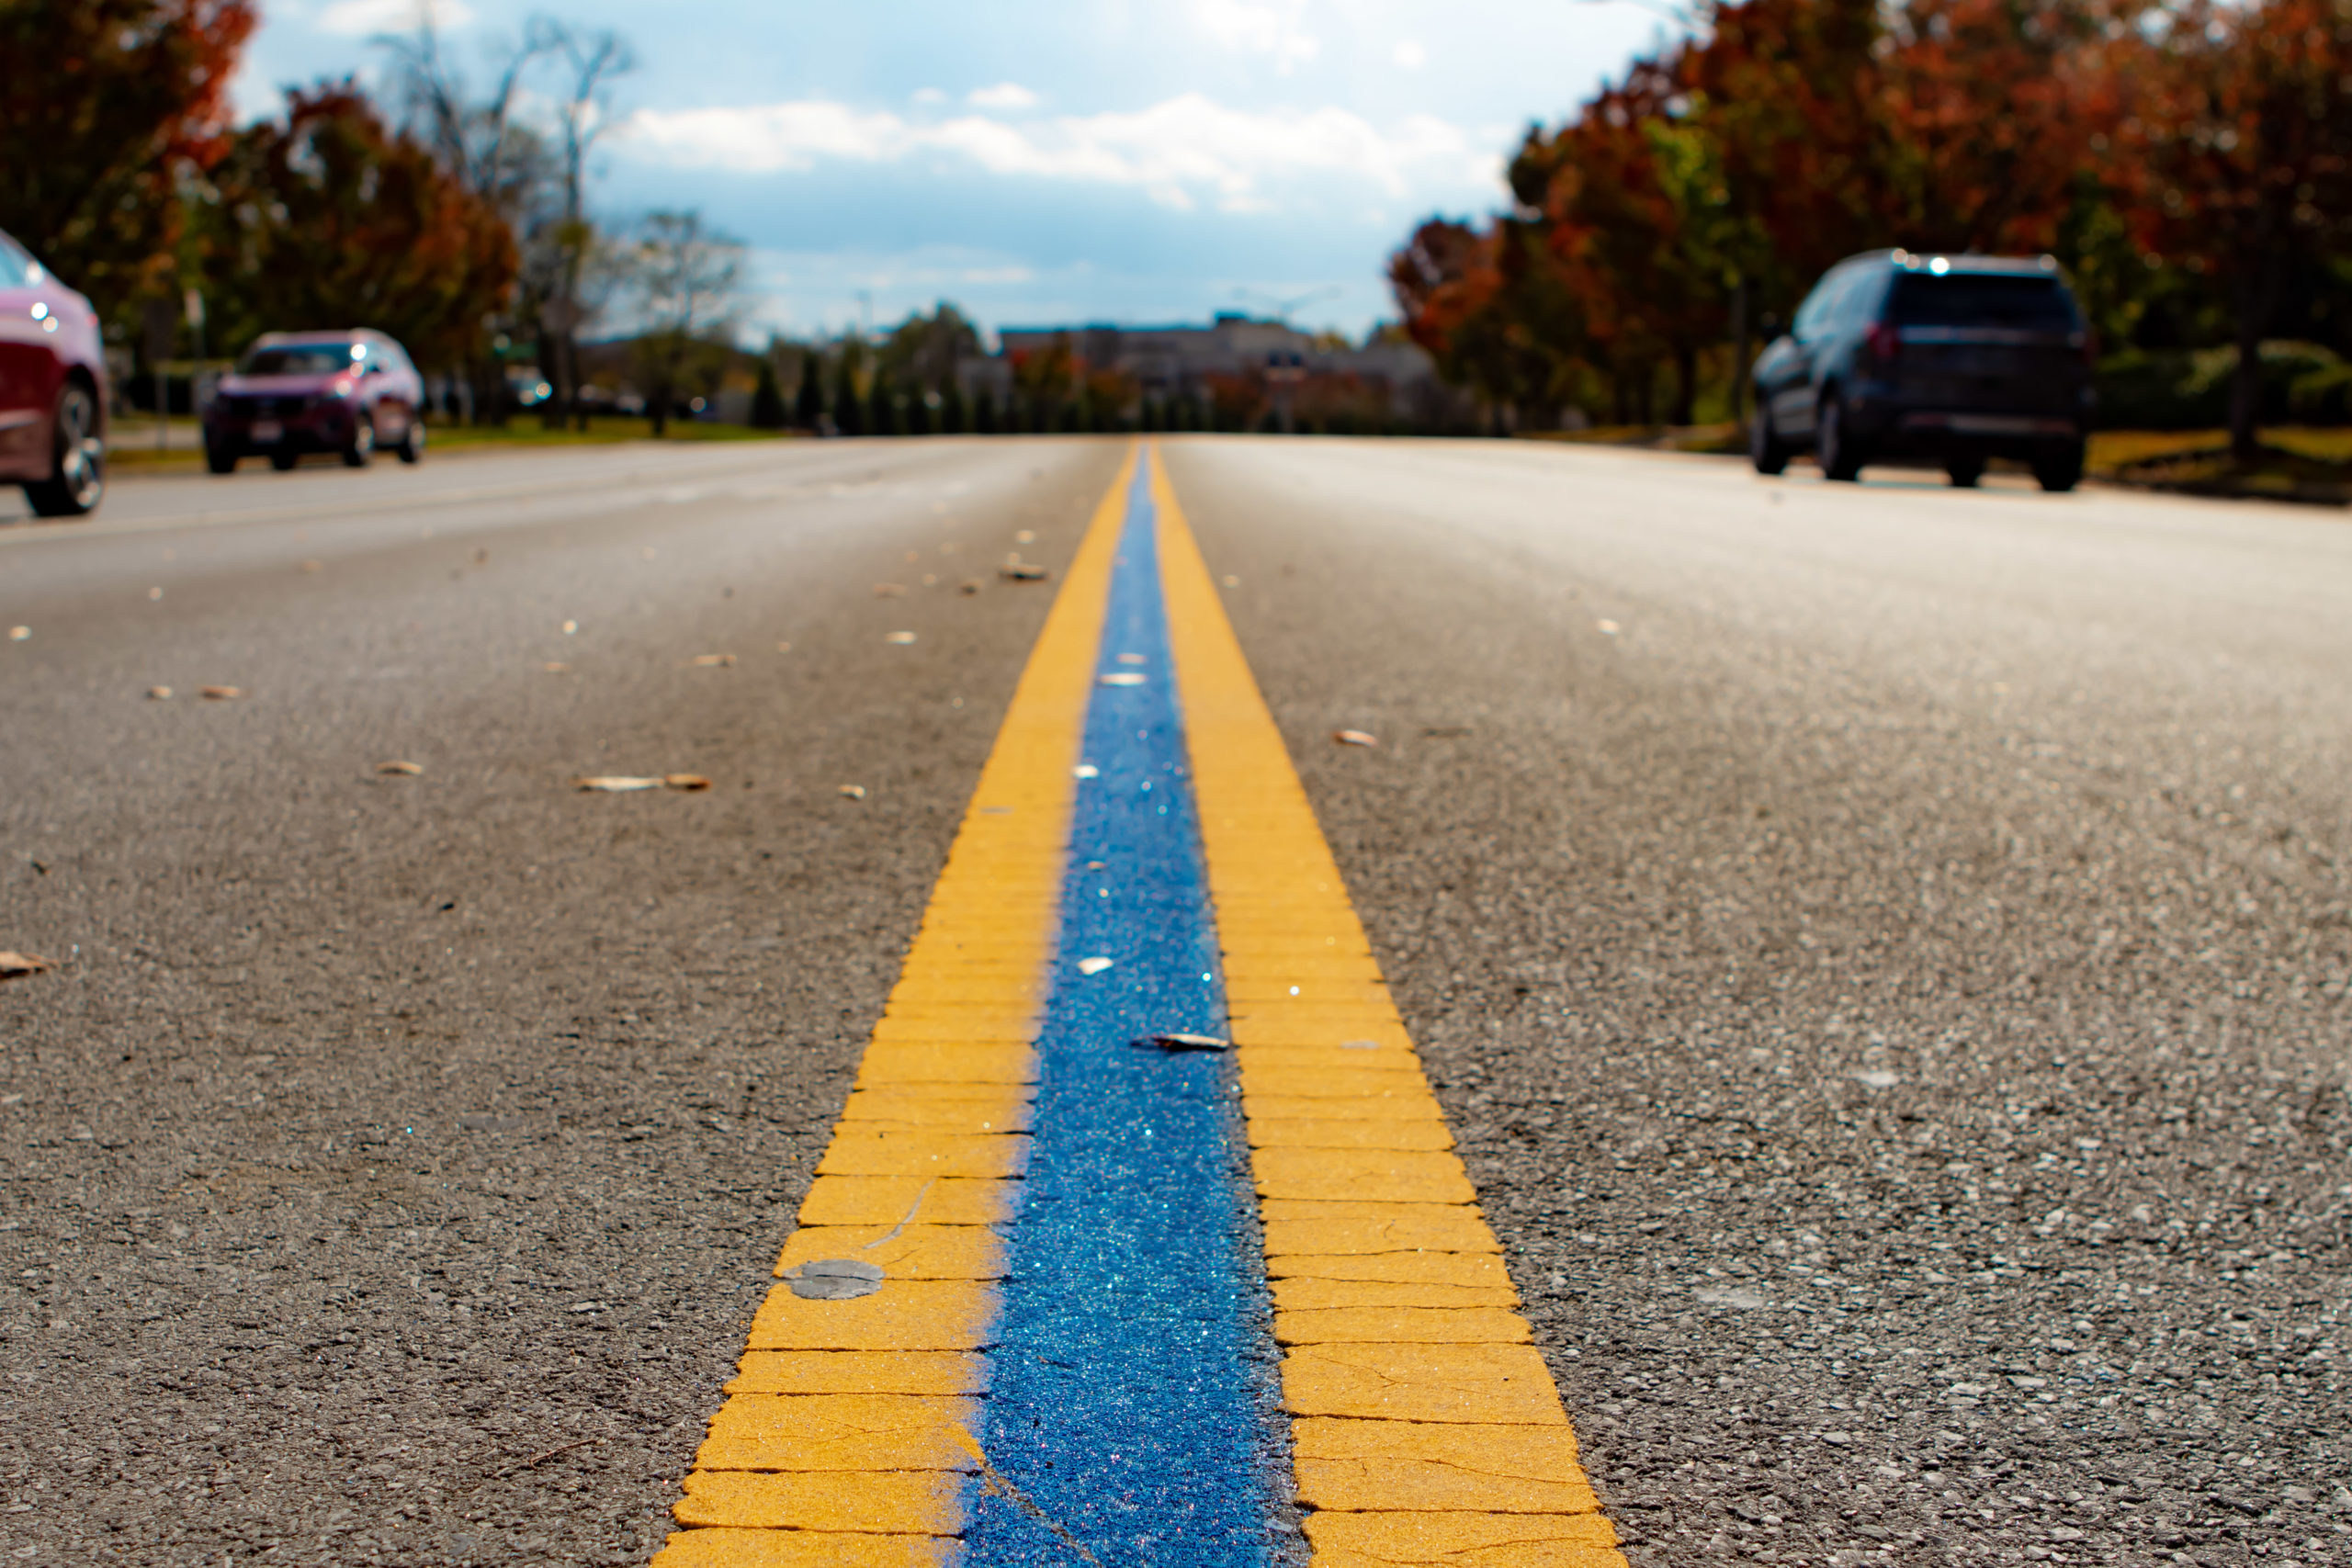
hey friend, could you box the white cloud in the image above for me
[967,83,1040,111]
[1393,39,1427,69]
[1193,0,1320,73]
[624,93,1487,214]
[911,87,947,106]
[314,0,472,38]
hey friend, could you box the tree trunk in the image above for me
[537,329,563,430]
[2229,275,2267,466]
[649,378,669,436]
[1671,343,1698,427]
[1730,272,1750,427]
[2229,218,2285,466]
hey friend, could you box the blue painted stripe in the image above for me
[966,452,1277,1565]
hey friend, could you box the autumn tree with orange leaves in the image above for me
[188,85,519,378]
[0,0,256,337]
[1396,0,2352,455]
[2116,0,2352,459]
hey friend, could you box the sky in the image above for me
[234,1,1682,343]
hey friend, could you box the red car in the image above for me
[0,227,107,517]
[203,329,425,472]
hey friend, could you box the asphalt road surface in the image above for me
[3,438,2347,1567]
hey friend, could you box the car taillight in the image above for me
[1865,321,1901,369]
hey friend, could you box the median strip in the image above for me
[654,442,1622,1565]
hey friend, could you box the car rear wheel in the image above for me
[1749,404,1790,476]
[396,419,424,465]
[342,413,376,468]
[1946,455,1985,489]
[206,443,238,476]
[2034,442,2085,493]
[270,449,300,471]
[23,381,106,517]
[1816,394,1864,482]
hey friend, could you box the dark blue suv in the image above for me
[1750,251,2094,491]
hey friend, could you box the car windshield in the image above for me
[240,344,360,375]
[1891,274,2077,330]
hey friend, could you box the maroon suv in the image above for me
[204,330,425,472]
[0,227,107,517]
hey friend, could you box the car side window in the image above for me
[1792,280,1832,339]
[0,243,30,290]
[1838,270,1888,326]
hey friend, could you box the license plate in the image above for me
[251,420,283,443]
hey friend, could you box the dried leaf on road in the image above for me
[0,953,54,981]
[1077,956,1114,976]
[7,626,28,641]
[561,620,578,635]
[885,631,917,645]
[300,560,323,573]
[663,773,712,791]
[874,582,907,597]
[1596,619,1623,636]
[1222,575,1241,588]
[1000,561,1050,581]
[200,685,243,701]
[1136,1032,1231,1053]
[147,686,173,701]
[775,642,794,652]
[377,761,424,776]
[575,776,663,792]
[687,653,737,668]
[839,784,867,799]
[541,661,571,673]
[1015,530,1036,544]
[1333,729,1378,747]
[960,579,983,595]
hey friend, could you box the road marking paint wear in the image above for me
[651,448,1135,1568]
[1153,447,1629,1566]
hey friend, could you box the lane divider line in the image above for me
[958,443,1282,1563]
[1152,446,1631,1568]
[650,446,1136,1568]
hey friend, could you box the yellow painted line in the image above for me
[650,446,1136,1567]
[1153,446,1629,1568]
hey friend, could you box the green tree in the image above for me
[794,349,825,427]
[749,354,786,429]
[832,341,865,435]
[879,302,982,395]
[622,209,742,435]
[868,366,897,436]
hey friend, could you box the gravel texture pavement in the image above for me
[1167,439,2352,1568]
[2,435,2346,1567]
[0,438,1124,1565]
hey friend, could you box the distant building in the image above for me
[965,313,1455,426]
